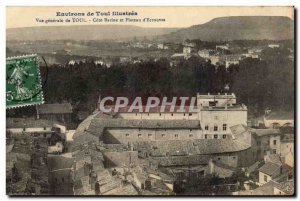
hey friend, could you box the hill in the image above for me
[6,25,179,41]
[160,16,294,41]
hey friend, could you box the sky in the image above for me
[6,6,294,29]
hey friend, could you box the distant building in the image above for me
[225,55,242,68]
[264,111,294,128]
[268,44,280,48]
[216,44,229,50]
[198,49,214,59]
[37,103,73,125]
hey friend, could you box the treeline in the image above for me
[8,46,294,118]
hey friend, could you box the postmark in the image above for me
[6,54,44,109]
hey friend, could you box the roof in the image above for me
[237,180,277,195]
[37,103,73,114]
[74,117,201,140]
[259,162,281,177]
[266,154,283,166]
[6,118,54,128]
[197,93,236,99]
[265,111,294,120]
[201,104,247,111]
[251,128,281,137]
[274,180,294,195]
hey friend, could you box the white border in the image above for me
[1,1,298,201]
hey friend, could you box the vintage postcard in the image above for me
[6,6,295,196]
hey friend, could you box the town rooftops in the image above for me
[37,103,73,114]
[6,118,54,128]
[265,111,294,120]
[259,162,282,177]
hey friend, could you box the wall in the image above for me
[104,128,202,144]
[200,110,247,135]
[7,127,52,134]
[259,172,272,184]
[118,112,199,120]
[213,154,238,168]
[49,169,74,195]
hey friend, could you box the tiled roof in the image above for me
[6,118,54,128]
[251,128,281,136]
[259,162,281,177]
[275,180,294,195]
[37,103,73,114]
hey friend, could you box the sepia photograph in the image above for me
[5,6,295,196]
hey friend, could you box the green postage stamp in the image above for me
[6,54,44,109]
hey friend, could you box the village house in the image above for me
[258,160,289,185]
[198,49,214,59]
[263,111,294,128]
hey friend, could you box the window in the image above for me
[273,149,277,154]
[214,134,218,139]
[205,134,208,139]
[223,124,227,131]
[125,133,129,137]
[62,177,65,183]
[205,125,209,130]
[147,113,149,116]
[162,134,166,137]
[273,140,277,145]
[135,113,137,116]
[171,113,174,116]
[43,133,47,138]
[138,134,142,137]
[175,134,178,138]
[43,127,47,130]
[190,129,192,132]
[189,134,193,138]
[183,113,186,116]
[23,128,26,131]
[217,157,221,161]
[222,134,227,139]
[189,113,192,116]
[214,125,218,131]
[264,175,268,182]
[159,113,162,116]
[198,170,205,177]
